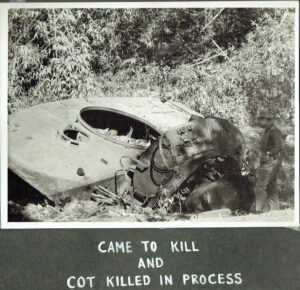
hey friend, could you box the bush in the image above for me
[8,8,294,128]
[94,9,295,127]
[8,9,95,112]
[8,8,266,112]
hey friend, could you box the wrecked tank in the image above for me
[8,96,248,212]
[8,97,202,202]
[130,114,253,212]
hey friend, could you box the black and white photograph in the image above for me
[1,2,298,226]
[1,2,300,290]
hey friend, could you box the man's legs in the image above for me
[267,177,280,210]
[254,158,280,212]
[267,159,281,210]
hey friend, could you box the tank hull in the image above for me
[8,97,195,200]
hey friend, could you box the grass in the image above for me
[8,201,294,223]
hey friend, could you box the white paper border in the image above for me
[1,1,299,229]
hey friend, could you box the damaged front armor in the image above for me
[126,115,254,213]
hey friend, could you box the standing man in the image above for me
[254,111,284,213]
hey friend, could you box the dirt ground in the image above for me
[8,200,294,223]
[7,125,295,223]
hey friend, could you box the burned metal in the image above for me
[8,97,252,214]
[8,97,197,202]
[129,115,253,213]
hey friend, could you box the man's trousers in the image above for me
[254,155,282,212]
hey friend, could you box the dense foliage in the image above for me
[8,8,295,126]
